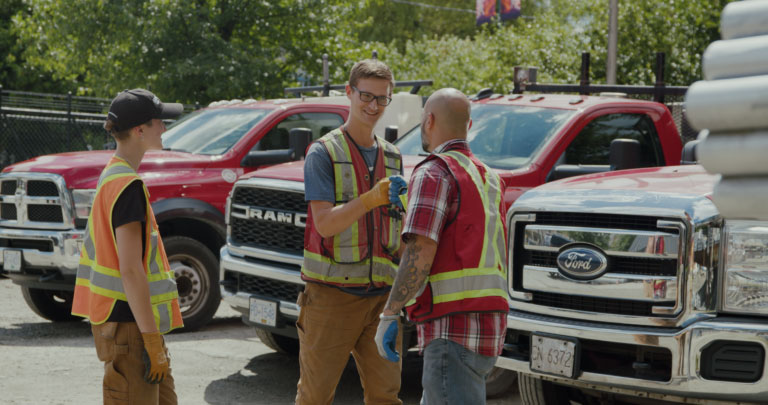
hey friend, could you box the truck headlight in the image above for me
[723,220,768,315]
[72,189,97,219]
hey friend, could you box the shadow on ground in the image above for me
[204,351,425,405]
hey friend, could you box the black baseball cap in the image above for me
[106,89,183,132]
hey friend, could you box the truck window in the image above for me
[256,112,344,150]
[162,108,270,155]
[564,113,663,167]
[396,104,575,170]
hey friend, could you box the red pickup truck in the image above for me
[218,91,684,395]
[0,93,421,331]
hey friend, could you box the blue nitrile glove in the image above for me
[388,175,407,211]
[375,313,400,362]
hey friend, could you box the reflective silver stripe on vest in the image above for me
[148,232,160,274]
[78,265,178,297]
[302,254,397,283]
[97,163,136,187]
[321,130,358,202]
[157,302,171,333]
[82,232,96,261]
[430,273,507,297]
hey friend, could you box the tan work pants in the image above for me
[295,282,403,405]
[91,322,177,405]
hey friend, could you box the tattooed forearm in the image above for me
[384,235,437,314]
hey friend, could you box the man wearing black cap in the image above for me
[72,89,184,404]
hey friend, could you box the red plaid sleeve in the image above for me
[402,159,455,244]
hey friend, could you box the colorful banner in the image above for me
[476,0,496,25]
[500,0,521,21]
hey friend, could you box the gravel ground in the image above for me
[0,277,521,404]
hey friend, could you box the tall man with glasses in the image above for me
[296,59,408,405]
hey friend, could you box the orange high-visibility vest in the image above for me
[71,156,183,334]
[301,128,403,288]
[406,148,509,323]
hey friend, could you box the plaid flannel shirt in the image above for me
[402,139,507,357]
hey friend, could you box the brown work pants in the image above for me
[91,322,177,405]
[295,282,403,405]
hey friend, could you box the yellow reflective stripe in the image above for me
[442,151,505,270]
[75,277,126,301]
[428,266,504,282]
[433,288,509,304]
[302,250,397,285]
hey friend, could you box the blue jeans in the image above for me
[420,339,498,405]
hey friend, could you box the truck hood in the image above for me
[238,154,427,182]
[3,150,214,189]
[513,165,722,223]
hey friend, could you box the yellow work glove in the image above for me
[359,177,392,211]
[141,332,170,384]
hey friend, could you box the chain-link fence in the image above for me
[0,89,196,169]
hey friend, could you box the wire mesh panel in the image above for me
[0,89,196,169]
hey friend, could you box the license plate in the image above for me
[530,333,578,378]
[3,250,22,272]
[249,297,277,327]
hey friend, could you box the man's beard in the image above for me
[420,124,430,153]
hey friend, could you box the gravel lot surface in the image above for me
[0,277,521,404]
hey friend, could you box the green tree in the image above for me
[12,0,351,103]
[0,0,67,92]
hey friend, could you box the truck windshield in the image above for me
[395,104,575,170]
[162,108,270,155]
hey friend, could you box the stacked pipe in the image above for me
[685,0,768,219]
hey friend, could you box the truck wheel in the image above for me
[485,367,518,398]
[254,327,300,355]
[164,236,220,332]
[518,373,571,404]
[21,287,80,322]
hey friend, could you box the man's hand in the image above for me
[389,175,407,211]
[141,332,170,384]
[359,177,392,211]
[374,313,400,362]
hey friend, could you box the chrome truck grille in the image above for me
[228,183,307,256]
[0,173,72,229]
[509,212,686,324]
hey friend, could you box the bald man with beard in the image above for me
[375,88,510,404]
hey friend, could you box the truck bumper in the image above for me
[219,246,304,336]
[0,227,84,289]
[497,310,768,403]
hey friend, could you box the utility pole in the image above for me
[607,0,619,84]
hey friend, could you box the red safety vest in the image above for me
[302,128,403,288]
[406,148,509,323]
[71,156,183,334]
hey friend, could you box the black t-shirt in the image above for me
[106,180,147,322]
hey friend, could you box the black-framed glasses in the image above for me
[352,85,392,106]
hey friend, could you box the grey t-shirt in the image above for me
[303,135,389,296]
[304,141,379,203]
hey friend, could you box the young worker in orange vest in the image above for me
[296,59,408,404]
[375,88,509,404]
[72,89,184,404]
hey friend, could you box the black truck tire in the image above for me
[21,287,80,322]
[164,236,220,332]
[254,327,300,355]
[518,373,572,404]
[485,367,518,398]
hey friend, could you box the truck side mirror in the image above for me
[609,138,641,171]
[240,149,295,167]
[385,126,398,143]
[681,140,699,165]
[289,128,312,160]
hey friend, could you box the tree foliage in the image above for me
[3,0,734,103]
